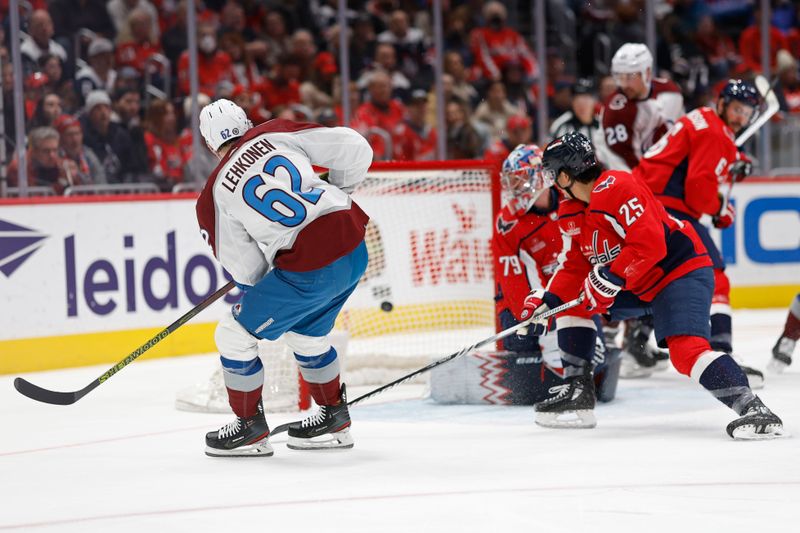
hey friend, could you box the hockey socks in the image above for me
[220,355,264,418]
[556,318,597,378]
[690,351,755,415]
[295,346,342,406]
[783,295,800,341]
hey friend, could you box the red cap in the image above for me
[25,71,49,89]
[314,52,338,75]
[54,114,81,134]
[507,114,532,129]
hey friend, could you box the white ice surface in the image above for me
[1,309,799,532]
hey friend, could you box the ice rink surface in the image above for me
[1,309,799,532]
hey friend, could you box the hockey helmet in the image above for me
[719,79,760,108]
[541,132,599,186]
[500,144,547,213]
[199,98,253,153]
[611,43,653,84]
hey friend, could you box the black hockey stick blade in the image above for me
[268,294,584,437]
[13,281,235,405]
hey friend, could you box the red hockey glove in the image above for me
[520,289,561,336]
[713,198,735,229]
[582,266,623,313]
[728,160,752,183]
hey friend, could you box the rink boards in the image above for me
[0,178,798,373]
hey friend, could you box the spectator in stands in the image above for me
[220,0,257,42]
[469,1,538,83]
[108,0,160,42]
[29,92,63,129]
[258,54,302,112]
[7,127,66,192]
[443,4,472,61]
[352,70,406,160]
[161,0,188,67]
[75,38,117,103]
[110,86,148,173]
[694,14,740,80]
[776,50,800,115]
[55,114,106,186]
[178,21,234,95]
[80,90,143,183]
[503,60,536,118]
[2,59,15,154]
[49,0,116,44]
[39,53,77,113]
[316,107,339,128]
[357,42,411,101]
[143,99,183,191]
[178,93,216,183]
[115,8,162,75]
[289,29,319,82]
[378,9,429,82]
[474,80,519,143]
[738,5,790,73]
[446,98,482,160]
[261,9,291,66]
[394,88,437,161]
[220,32,266,90]
[484,114,532,162]
[300,52,337,113]
[332,79,362,125]
[20,10,67,74]
[445,51,478,107]
[345,13,378,80]
[24,72,50,121]
[232,84,270,124]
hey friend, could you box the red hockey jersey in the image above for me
[633,107,742,219]
[600,78,684,170]
[546,171,711,304]
[493,192,562,321]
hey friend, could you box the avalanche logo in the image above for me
[593,175,616,193]
[0,219,48,278]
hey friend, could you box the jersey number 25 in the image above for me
[243,155,324,228]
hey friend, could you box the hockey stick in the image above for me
[268,294,585,437]
[14,280,236,405]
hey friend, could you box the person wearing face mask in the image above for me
[468,1,538,83]
[633,79,765,389]
[178,21,234,96]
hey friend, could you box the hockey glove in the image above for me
[520,289,562,336]
[713,197,735,229]
[728,160,752,183]
[583,266,623,313]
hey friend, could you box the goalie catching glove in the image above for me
[520,289,562,336]
[582,265,623,313]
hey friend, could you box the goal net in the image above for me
[176,160,501,413]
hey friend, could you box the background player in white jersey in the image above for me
[196,99,373,457]
[600,43,684,378]
[770,293,800,373]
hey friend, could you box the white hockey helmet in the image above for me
[199,98,253,153]
[611,43,653,82]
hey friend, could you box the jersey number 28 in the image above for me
[243,155,324,228]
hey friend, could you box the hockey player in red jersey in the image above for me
[600,43,684,377]
[494,144,621,404]
[520,132,784,439]
[634,79,764,388]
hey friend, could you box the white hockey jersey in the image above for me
[196,119,373,285]
[599,78,684,171]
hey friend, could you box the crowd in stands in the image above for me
[1,0,799,195]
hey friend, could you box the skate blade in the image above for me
[176,399,232,414]
[730,425,788,441]
[287,429,355,450]
[535,410,596,429]
[741,368,765,390]
[205,438,275,457]
[766,359,788,375]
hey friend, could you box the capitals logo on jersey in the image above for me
[585,229,621,265]
[496,216,517,235]
[593,175,616,193]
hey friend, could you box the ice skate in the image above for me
[287,384,354,450]
[619,320,665,378]
[205,400,273,457]
[726,397,786,440]
[768,336,795,374]
[176,367,231,413]
[535,369,596,428]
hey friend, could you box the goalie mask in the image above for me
[500,144,547,215]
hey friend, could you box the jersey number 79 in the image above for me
[243,155,325,228]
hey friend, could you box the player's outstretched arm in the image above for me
[294,126,373,192]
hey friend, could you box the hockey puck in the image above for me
[380,301,394,312]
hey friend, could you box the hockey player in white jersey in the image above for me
[600,43,684,378]
[196,99,372,457]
